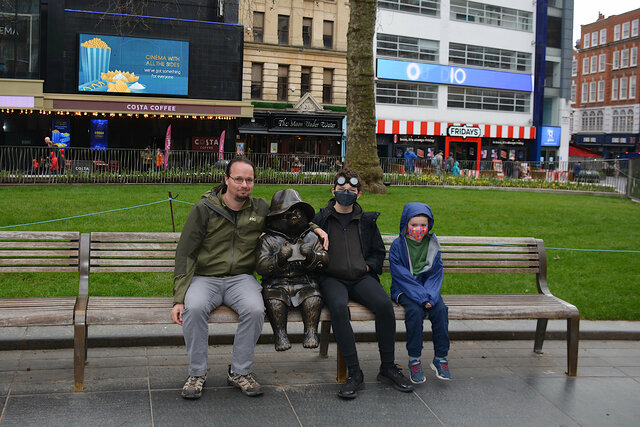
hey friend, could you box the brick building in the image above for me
[572,8,640,158]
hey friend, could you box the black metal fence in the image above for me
[0,146,631,195]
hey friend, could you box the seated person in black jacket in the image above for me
[313,168,413,399]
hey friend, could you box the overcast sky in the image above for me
[573,1,640,42]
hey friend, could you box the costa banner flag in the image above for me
[164,124,171,171]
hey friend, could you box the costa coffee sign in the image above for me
[192,137,219,152]
[447,125,483,139]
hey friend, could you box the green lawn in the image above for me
[1,184,638,320]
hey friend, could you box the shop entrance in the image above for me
[445,137,481,169]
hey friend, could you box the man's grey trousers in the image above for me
[183,274,265,376]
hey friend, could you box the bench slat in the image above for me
[440,245,536,253]
[442,267,539,273]
[444,260,539,267]
[90,259,175,266]
[0,241,79,249]
[91,243,178,250]
[0,258,79,265]
[92,251,176,258]
[0,250,80,257]
[0,297,76,327]
[90,266,174,273]
[91,232,180,241]
[0,266,78,272]
[0,231,80,240]
[441,253,539,260]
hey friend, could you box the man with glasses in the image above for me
[171,157,327,399]
[313,169,413,399]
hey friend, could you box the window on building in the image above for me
[612,78,618,100]
[378,0,440,16]
[547,16,562,48]
[620,77,628,100]
[302,17,312,47]
[613,51,619,69]
[250,63,263,99]
[612,110,620,131]
[633,19,639,37]
[600,28,607,44]
[300,67,311,94]
[583,34,590,48]
[581,82,588,103]
[447,86,530,112]
[323,20,333,49]
[589,81,596,102]
[572,57,577,76]
[449,1,532,31]
[571,81,576,102]
[622,22,630,38]
[449,42,530,72]
[614,24,621,41]
[277,65,289,100]
[599,54,606,72]
[582,57,589,74]
[380,34,439,62]
[630,76,637,99]
[612,110,633,132]
[596,111,603,130]
[631,47,638,67]
[597,80,605,101]
[588,111,596,130]
[278,15,290,45]
[590,56,597,73]
[253,12,264,42]
[627,109,634,132]
[323,69,333,103]
[376,81,438,106]
[591,31,598,47]
[621,49,629,68]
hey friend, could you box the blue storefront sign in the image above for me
[90,119,108,150]
[376,58,533,92]
[78,34,189,96]
[540,126,561,147]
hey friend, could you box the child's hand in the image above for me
[425,302,432,309]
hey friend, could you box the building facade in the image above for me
[237,0,348,157]
[374,0,574,168]
[0,0,252,152]
[571,8,640,158]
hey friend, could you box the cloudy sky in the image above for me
[573,1,640,42]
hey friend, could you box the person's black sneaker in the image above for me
[337,369,364,399]
[377,364,414,392]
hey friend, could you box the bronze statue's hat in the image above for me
[268,189,315,220]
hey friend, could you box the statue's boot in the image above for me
[265,299,291,351]
[301,296,323,348]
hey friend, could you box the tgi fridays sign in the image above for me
[447,125,483,139]
[191,137,219,152]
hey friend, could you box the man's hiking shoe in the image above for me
[431,357,452,380]
[338,369,364,399]
[377,364,414,392]
[408,359,426,384]
[181,375,206,399]
[227,366,263,396]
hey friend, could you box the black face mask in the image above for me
[334,190,357,207]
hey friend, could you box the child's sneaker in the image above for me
[430,357,451,380]
[408,359,426,384]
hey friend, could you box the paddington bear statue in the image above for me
[256,189,328,351]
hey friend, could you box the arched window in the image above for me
[582,111,589,130]
[596,111,603,130]
[588,111,596,130]
[627,109,634,132]
[612,110,620,132]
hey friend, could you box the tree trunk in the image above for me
[346,0,387,194]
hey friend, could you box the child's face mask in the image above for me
[407,226,428,241]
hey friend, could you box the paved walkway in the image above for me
[1,322,639,426]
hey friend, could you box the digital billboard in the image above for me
[78,34,189,96]
[540,126,561,147]
[376,58,533,92]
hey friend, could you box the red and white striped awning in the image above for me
[376,120,536,139]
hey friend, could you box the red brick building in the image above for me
[571,8,639,158]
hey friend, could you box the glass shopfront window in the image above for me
[0,0,40,78]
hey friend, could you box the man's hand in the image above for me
[425,302,432,309]
[171,303,184,325]
[313,228,329,250]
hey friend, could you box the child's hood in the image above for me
[399,203,435,234]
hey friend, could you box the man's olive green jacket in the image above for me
[172,189,269,304]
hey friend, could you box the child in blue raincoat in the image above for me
[389,202,451,383]
[451,161,460,176]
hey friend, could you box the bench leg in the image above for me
[336,348,347,383]
[567,316,579,377]
[319,320,331,358]
[533,318,548,354]
[73,323,87,392]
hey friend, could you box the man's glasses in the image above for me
[228,176,255,185]
[336,176,360,187]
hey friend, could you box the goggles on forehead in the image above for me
[336,176,360,187]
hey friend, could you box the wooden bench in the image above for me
[0,231,83,338]
[319,235,579,382]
